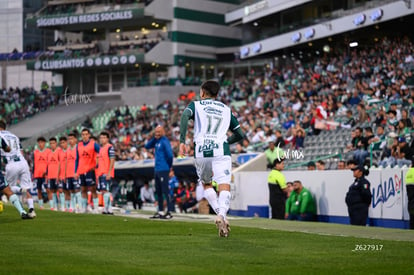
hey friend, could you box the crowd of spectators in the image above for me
[78,36,414,169]
[0,83,59,126]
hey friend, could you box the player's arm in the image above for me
[74,144,79,178]
[144,136,156,149]
[1,138,11,153]
[299,192,310,214]
[57,152,61,180]
[32,152,36,176]
[279,175,288,195]
[94,142,100,170]
[107,146,115,180]
[227,113,244,144]
[164,139,173,168]
[65,154,68,180]
[179,102,195,156]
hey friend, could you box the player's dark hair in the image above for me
[0,120,6,130]
[68,132,77,138]
[59,136,67,142]
[81,128,90,133]
[37,136,46,142]
[100,131,110,139]
[49,137,57,142]
[201,80,220,97]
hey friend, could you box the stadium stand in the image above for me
[0,85,58,126]
[44,36,413,172]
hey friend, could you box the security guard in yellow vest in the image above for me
[405,166,414,229]
[268,157,287,219]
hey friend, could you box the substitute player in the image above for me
[66,132,81,212]
[0,121,36,218]
[47,137,61,211]
[33,137,50,209]
[75,128,100,213]
[0,131,32,219]
[59,136,70,211]
[179,80,244,237]
[97,131,115,214]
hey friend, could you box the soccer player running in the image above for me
[0,122,37,218]
[47,137,61,211]
[66,132,81,212]
[58,137,70,211]
[33,137,50,209]
[0,132,32,219]
[74,128,100,213]
[97,131,115,214]
[179,80,244,237]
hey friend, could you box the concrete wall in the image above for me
[121,85,199,107]
[0,62,53,90]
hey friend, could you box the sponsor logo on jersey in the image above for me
[203,106,223,116]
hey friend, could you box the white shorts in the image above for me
[5,160,33,190]
[195,155,232,185]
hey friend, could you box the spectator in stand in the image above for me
[370,125,387,156]
[341,110,356,129]
[356,103,369,124]
[401,109,412,128]
[348,89,361,106]
[337,160,346,170]
[316,160,325,170]
[174,181,186,213]
[386,110,398,132]
[285,180,316,221]
[138,181,155,209]
[397,119,411,140]
[395,137,413,167]
[168,169,179,212]
[293,128,305,149]
[307,161,316,171]
[182,181,198,213]
[265,141,284,169]
[354,127,375,165]
[286,181,293,198]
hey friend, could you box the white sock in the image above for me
[204,187,219,215]
[27,198,34,209]
[218,190,231,220]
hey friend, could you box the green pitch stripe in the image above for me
[174,7,225,25]
[170,31,241,47]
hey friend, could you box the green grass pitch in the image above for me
[1,205,413,274]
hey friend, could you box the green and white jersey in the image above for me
[185,99,240,158]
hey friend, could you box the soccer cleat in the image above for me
[161,212,173,220]
[21,212,33,220]
[28,208,37,218]
[150,212,162,219]
[215,215,228,237]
